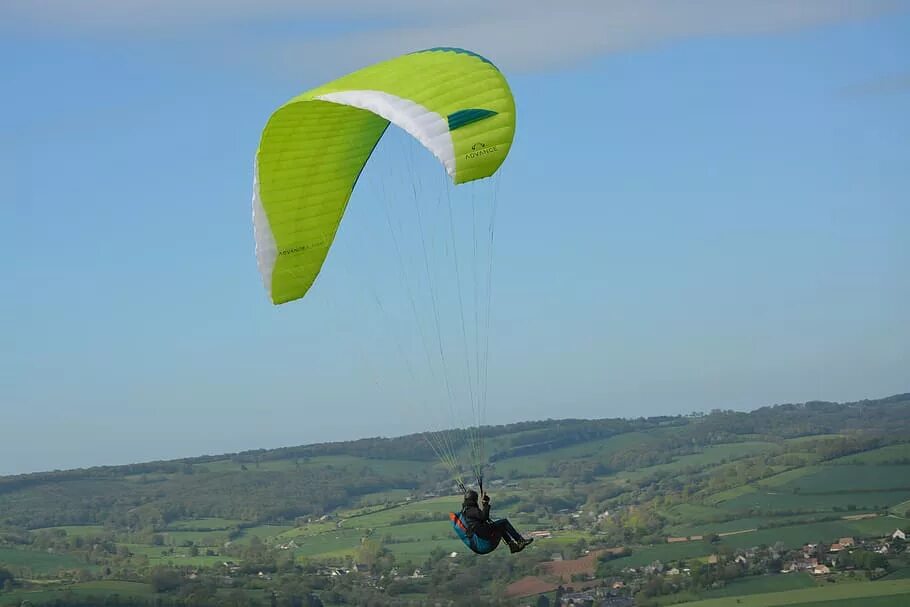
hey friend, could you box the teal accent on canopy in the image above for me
[413,47,497,67]
[447,108,499,131]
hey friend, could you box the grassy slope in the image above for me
[0,581,154,607]
[0,548,86,574]
[492,431,659,476]
[3,404,909,605]
[677,579,910,607]
[699,573,817,598]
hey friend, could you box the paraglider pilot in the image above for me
[450,489,533,554]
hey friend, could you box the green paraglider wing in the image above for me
[253,47,516,305]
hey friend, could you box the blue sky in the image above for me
[2,1,908,475]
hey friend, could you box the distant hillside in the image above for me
[1,392,909,606]
[1,393,907,529]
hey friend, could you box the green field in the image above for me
[0,581,154,607]
[785,595,910,607]
[28,525,109,538]
[892,499,910,517]
[784,435,845,444]
[828,443,910,465]
[0,548,86,574]
[496,432,779,479]
[161,529,229,546]
[713,516,906,550]
[881,566,910,580]
[776,465,910,493]
[677,578,910,607]
[666,516,787,537]
[167,517,243,530]
[848,515,910,537]
[120,543,226,567]
[608,541,714,568]
[385,520,448,537]
[717,523,847,550]
[492,431,659,476]
[385,536,459,561]
[700,573,817,598]
[292,528,366,558]
[756,466,822,489]
[720,489,910,513]
[665,504,730,523]
[354,489,414,506]
[200,455,427,477]
[620,442,780,482]
[234,525,296,545]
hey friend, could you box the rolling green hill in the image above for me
[1,392,909,606]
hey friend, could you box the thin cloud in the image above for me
[3,0,905,76]
[273,0,907,73]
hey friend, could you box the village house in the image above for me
[560,590,596,605]
[643,561,665,575]
[813,564,831,575]
[783,557,818,573]
[893,529,906,541]
[528,530,553,539]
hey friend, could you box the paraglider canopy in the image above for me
[252,47,516,306]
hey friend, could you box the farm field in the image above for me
[201,455,428,477]
[784,596,910,607]
[677,578,910,607]
[828,443,910,465]
[234,525,296,544]
[120,543,226,568]
[619,442,780,481]
[159,529,230,546]
[492,431,659,476]
[719,488,910,513]
[0,548,86,574]
[167,518,243,530]
[773,465,910,493]
[0,581,154,607]
[27,526,108,538]
[608,541,714,568]
[666,516,793,537]
[698,573,817,598]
